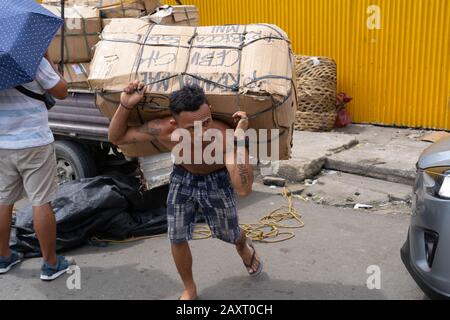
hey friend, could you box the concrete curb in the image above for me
[324,159,416,186]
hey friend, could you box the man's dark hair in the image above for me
[169,84,209,116]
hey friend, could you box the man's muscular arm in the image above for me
[108,81,163,145]
[225,111,254,197]
[109,118,163,145]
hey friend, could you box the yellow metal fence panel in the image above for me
[165,0,450,129]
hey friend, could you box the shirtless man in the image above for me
[108,81,263,300]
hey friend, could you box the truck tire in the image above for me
[55,140,98,184]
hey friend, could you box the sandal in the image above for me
[242,238,263,277]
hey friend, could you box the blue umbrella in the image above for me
[0,0,63,90]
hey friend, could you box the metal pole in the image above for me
[59,0,65,75]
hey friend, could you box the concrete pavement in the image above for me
[270,125,434,185]
[3,124,432,300]
[325,125,433,185]
[0,190,424,300]
[300,170,413,210]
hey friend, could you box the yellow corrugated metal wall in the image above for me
[166,0,450,129]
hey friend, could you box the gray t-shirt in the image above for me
[0,58,60,149]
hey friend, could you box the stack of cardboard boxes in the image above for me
[41,1,296,160]
[145,5,199,26]
[42,0,199,89]
[42,0,161,18]
[89,20,297,159]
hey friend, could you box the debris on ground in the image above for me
[263,176,286,187]
[354,203,373,210]
[304,179,318,186]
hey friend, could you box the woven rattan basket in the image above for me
[295,55,337,131]
[294,111,337,132]
[296,55,337,114]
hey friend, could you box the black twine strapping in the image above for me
[96,24,294,122]
[179,27,198,89]
[234,25,248,111]
[132,23,156,82]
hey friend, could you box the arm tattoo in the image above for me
[237,164,249,186]
[138,120,161,137]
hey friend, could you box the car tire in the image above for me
[55,140,97,184]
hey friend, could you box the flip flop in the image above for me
[243,238,263,277]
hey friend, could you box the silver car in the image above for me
[401,136,450,299]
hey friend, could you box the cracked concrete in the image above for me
[260,125,433,186]
[299,171,412,212]
[255,124,432,213]
[273,131,359,182]
[325,125,433,185]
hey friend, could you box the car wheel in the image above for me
[54,140,97,184]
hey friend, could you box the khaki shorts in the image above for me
[0,143,57,207]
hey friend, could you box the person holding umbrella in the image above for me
[0,0,75,280]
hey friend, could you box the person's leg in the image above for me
[201,169,262,276]
[205,210,262,275]
[32,203,57,266]
[0,149,23,259]
[0,205,14,258]
[171,241,197,300]
[235,229,262,275]
[0,203,23,274]
[166,166,198,300]
[19,144,58,266]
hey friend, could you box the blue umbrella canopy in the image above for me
[0,0,63,90]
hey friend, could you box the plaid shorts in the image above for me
[166,165,241,244]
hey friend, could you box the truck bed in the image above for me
[49,91,109,141]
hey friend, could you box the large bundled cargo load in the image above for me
[145,5,199,27]
[42,0,161,18]
[43,5,101,63]
[89,19,296,160]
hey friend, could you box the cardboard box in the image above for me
[43,4,101,63]
[89,20,296,159]
[145,5,199,27]
[101,16,144,29]
[142,0,161,14]
[98,0,145,18]
[42,0,161,18]
[102,5,198,30]
[101,18,116,29]
[63,63,90,89]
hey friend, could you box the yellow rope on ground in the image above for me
[90,234,166,244]
[240,188,305,243]
[91,188,304,244]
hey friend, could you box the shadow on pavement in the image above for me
[199,273,387,300]
[28,264,182,300]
